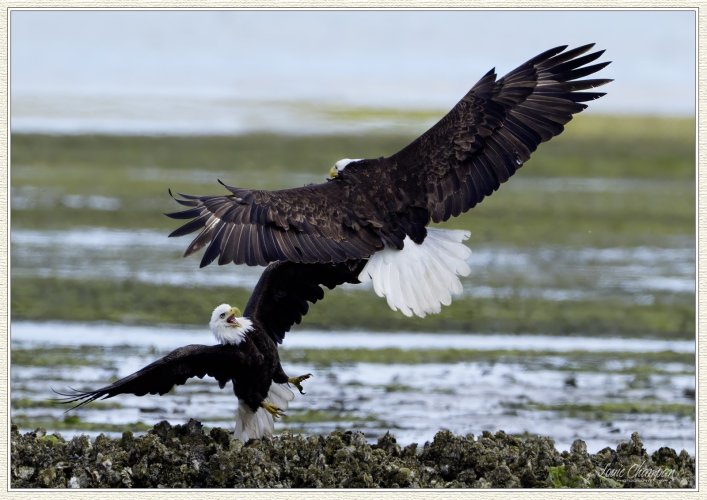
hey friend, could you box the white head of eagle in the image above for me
[329,158,362,178]
[209,303,254,345]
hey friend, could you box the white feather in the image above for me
[383,255,399,311]
[209,304,254,346]
[397,254,417,316]
[268,382,295,409]
[212,317,253,345]
[425,251,454,305]
[358,228,471,318]
[333,158,362,173]
[417,258,441,316]
[407,248,429,317]
[233,383,295,442]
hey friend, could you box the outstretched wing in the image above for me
[167,44,610,266]
[54,344,246,410]
[384,43,612,222]
[167,181,383,267]
[244,260,366,344]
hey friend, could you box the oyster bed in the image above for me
[11,420,694,489]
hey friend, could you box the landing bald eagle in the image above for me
[167,44,611,317]
[56,260,365,441]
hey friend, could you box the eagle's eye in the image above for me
[220,312,226,319]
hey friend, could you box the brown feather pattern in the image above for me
[167,44,610,267]
[388,43,611,223]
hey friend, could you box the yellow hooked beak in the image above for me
[329,166,338,178]
[227,306,242,327]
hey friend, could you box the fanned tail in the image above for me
[233,383,295,442]
[358,228,471,317]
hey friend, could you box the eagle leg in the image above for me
[261,401,286,419]
[288,373,313,395]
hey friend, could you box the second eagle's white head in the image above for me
[209,304,254,345]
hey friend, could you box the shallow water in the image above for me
[11,227,694,303]
[11,322,695,454]
[11,11,696,136]
[11,322,695,354]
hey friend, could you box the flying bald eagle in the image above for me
[56,260,365,442]
[167,44,611,317]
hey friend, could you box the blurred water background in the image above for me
[9,10,696,455]
[11,10,695,134]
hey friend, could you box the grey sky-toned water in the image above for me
[10,9,696,134]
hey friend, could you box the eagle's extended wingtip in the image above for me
[50,385,91,413]
[573,42,596,52]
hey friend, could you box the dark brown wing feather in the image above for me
[54,344,245,410]
[167,44,610,266]
[167,181,383,267]
[385,43,612,222]
[244,260,366,344]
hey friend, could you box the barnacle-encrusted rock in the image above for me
[10,422,695,488]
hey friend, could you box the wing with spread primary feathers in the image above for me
[167,181,383,267]
[54,344,246,410]
[244,260,366,344]
[167,44,610,266]
[385,43,612,222]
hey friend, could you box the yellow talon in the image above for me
[261,401,285,419]
[288,373,313,394]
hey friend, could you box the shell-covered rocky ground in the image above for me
[11,420,694,488]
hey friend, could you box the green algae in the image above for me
[11,343,694,374]
[11,345,109,368]
[528,402,695,420]
[11,114,694,246]
[12,414,152,433]
[11,277,696,339]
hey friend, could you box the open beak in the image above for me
[329,167,338,178]
[227,308,241,327]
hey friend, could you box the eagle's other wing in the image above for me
[167,181,383,267]
[385,43,611,222]
[54,344,246,410]
[244,260,366,344]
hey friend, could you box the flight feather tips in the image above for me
[166,44,611,317]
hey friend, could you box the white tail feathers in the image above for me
[358,228,471,317]
[233,382,295,442]
[267,382,296,409]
